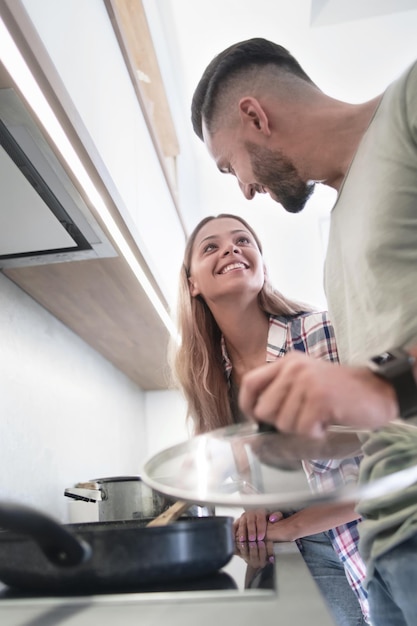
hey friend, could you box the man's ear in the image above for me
[238,97,271,137]
[188,276,200,297]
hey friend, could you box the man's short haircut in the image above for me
[191,37,314,140]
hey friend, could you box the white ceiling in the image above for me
[144,0,417,309]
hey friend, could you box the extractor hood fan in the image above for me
[0,86,116,268]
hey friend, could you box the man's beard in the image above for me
[247,142,315,213]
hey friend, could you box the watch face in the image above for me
[371,349,415,378]
[372,352,395,366]
[369,349,417,419]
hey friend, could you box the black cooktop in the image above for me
[0,551,276,600]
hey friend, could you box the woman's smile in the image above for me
[218,261,249,275]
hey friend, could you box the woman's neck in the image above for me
[214,303,270,384]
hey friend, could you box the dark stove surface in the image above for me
[0,550,276,601]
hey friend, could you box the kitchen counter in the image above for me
[0,542,334,626]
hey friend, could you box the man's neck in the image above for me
[331,95,383,191]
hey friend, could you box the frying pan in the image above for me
[0,500,234,593]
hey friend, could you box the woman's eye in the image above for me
[237,236,250,244]
[203,243,217,253]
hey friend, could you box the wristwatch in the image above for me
[367,348,417,419]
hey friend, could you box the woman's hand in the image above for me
[235,539,275,571]
[234,502,361,544]
[233,508,284,542]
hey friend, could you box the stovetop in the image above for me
[0,542,337,626]
[0,550,276,603]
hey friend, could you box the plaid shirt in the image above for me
[222,311,369,622]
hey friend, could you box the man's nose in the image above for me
[238,180,255,200]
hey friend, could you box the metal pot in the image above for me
[64,475,214,522]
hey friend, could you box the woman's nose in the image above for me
[222,242,239,256]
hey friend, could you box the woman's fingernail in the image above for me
[269,515,277,522]
[249,534,256,542]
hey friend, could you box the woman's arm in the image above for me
[266,502,360,542]
[234,502,360,543]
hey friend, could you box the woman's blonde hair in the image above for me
[171,213,309,434]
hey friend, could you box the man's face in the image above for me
[202,122,314,213]
[246,141,314,213]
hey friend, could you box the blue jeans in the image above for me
[298,531,367,626]
[367,534,417,626]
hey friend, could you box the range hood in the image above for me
[0,84,116,268]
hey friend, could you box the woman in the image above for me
[172,213,369,625]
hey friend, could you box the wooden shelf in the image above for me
[4,255,172,390]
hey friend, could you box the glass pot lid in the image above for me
[142,422,417,510]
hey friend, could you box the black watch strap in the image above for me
[368,348,417,419]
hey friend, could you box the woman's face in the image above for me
[188,217,265,306]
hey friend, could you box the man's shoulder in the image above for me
[388,58,417,104]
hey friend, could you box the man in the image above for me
[191,38,417,625]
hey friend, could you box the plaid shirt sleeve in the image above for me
[286,310,339,362]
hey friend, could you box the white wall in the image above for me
[144,389,189,461]
[0,274,146,522]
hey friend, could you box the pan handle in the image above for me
[0,502,92,567]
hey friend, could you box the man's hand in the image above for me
[239,351,398,437]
